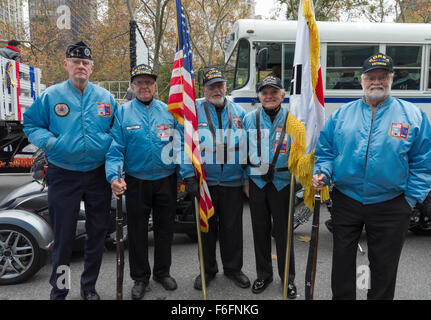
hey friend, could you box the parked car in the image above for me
[0,150,196,285]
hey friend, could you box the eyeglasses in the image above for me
[363,75,391,82]
[132,79,156,87]
[68,59,92,67]
[204,82,226,90]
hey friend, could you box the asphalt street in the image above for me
[0,173,430,300]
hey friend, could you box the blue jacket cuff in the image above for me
[45,136,57,151]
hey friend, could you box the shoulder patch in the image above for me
[390,122,409,140]
[54,103,70,117]
[97,102,112,117]
[232,116,242,129]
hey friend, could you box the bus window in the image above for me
[225,38,250,93]
[429,49,431,90]
[326,45,378,90]
[255,42,282,90]
[283,44,295,92]
[386,45,421,90]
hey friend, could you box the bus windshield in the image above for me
[225,38,250,93]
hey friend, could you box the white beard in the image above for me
[364,86,390,103]
[208,97,225,107]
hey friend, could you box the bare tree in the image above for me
[183,0,248,66]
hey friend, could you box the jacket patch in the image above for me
[126,125,141,131]
[157,125,170,140]
[54,103,70,117]
[274,124,288,154]
[232,116,242,129]
[390,122,409,140]
[96,102,112,117]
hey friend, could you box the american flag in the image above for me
[168,0,214,232]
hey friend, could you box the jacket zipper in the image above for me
[364,114,375,194]
[216,108,224,175]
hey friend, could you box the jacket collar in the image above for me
[67,79,92,96]
[362,95,393,109]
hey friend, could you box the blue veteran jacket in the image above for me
[314,96,431,207]
[105,98,191,184]
[243,106,291,191]
[196,98,247,187]
[23,80,118,172]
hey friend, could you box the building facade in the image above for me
[29,0,96,41]
[0,0,25,39]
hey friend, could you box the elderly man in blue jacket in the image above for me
[243,76,296,298]
[191,67,250,291]
[106,64,193,300]
[23,41,118,300]
[313,53,431,300]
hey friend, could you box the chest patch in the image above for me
[232,116,242,129]
[390,122,409,140]
[274,124,288,154]
[126,125,141,131]
[157,125,170,140]
[54,103,70,117]
[96,102,112,117]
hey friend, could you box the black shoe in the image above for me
[131,280,148,300]
[80,288,100,300]
[194,273,215,290]
[287,283,297,299]
[153,276,178,291]
[225,271,251,288]
[251,277,273,294]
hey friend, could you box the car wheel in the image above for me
[409,224,431,236]
[0,224,42,285]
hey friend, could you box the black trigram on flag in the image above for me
[290,64,302,96]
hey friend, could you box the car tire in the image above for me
[0,224,42,285]
[409,225,431,236]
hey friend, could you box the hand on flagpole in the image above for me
[111,178,127,200]
[312,173,326,191]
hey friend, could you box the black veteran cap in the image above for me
[131,64,157,82]
[203,67,227,86]
[66,41,92,60]
[258,75,282,92]
[363,53,393,73]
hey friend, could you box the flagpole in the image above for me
[170,0,210,300]
[194,197,207,300]
[282,174,296,300]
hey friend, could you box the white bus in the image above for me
[223,19,431,121]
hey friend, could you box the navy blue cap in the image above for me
[258,75,282,92]
[363,53,393,73]
[203,67,227,86]
[66,41,92,60]
[131,64,157,81]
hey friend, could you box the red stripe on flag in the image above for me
[316,67,324,107]
[15,62,21,121]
